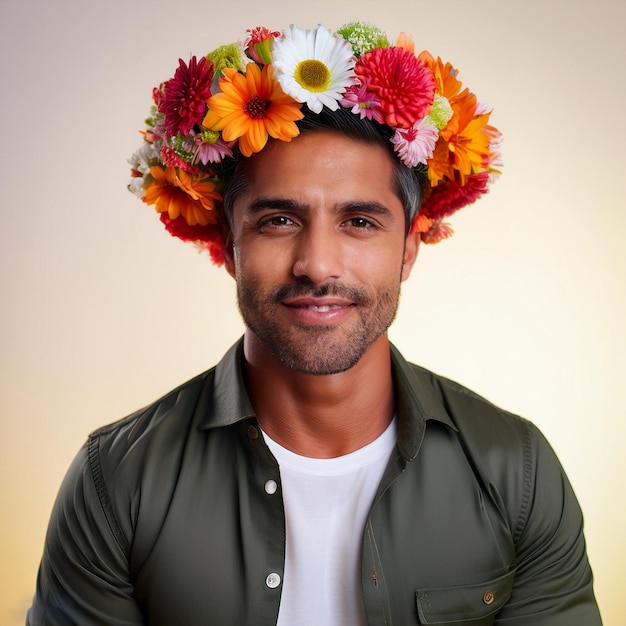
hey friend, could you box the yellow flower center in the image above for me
[294,60,330,92]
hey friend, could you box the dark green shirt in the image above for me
[28,339,602,625]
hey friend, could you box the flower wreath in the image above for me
[128,22,502,266]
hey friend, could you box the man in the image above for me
[28,22,602,625]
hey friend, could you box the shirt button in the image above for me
[266,572,281,589]
[247,425,259,439]
[264,479,278,495]
[483,589,495,605]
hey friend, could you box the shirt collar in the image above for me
[198,339,255,430]
[198,338,456,459]
[389,343,456,460]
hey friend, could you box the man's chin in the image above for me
[263,334,368,376]
[274,353,363,376]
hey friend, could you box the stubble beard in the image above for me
[236,278,402,376]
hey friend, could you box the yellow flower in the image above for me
[143,166,221,226]
[203,63,303,157]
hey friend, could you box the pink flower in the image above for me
[339,80,384,123]
[159,56,214,136]
[193,134,236,164]
[354,47,436,128]
[391,122,438,167]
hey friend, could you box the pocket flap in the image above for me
[415,570,515,624]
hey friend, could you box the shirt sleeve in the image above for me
[495,421,603,625]
[26,444,144,626]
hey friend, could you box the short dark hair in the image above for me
[221,107,421,235]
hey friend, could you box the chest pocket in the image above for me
[415,570,514,624]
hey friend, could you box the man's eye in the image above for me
[346,217,373,229]
[260,215,294,227]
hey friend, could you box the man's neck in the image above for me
[242,331,395,458]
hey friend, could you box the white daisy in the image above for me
[271,24,357,113]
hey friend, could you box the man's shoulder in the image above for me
[403,359,556,542]
[403,358,544,487]
[89,366,217,461]
[407,359,533,439]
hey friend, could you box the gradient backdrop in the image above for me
[1,0,625,624]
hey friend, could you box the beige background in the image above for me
[1,0,624,624]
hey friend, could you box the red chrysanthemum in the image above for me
[419,171,490,221]
[159,56,214,136]
[354,47,436,128]
[159,213,226,266]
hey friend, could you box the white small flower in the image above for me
[127,176,147,199]
[127,142,160,198]
[271,24,357,113]
[128,141,160,176]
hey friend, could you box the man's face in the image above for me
[225,130,419,375]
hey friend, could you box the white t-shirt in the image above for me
[262,418,397,626]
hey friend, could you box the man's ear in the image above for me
[401,229,420,282]
[222,230,237,279]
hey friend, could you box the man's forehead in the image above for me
[240,131,396,185]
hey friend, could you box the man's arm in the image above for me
[496,420,602,625]
[27,445,144,626]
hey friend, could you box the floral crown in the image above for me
[128,22,502,266]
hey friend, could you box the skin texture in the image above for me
[224,131,420,457]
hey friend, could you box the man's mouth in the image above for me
[299,304,347,313]
[273,282,369,307]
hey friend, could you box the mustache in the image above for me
[270,280,373,306]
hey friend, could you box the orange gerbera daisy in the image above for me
[418,51,464,104]
[143,166,222,227]
[418,51,494,187]
[427,91,491,187]
[203,63,304,157]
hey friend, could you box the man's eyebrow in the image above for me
[245,198,395,219]
[245,197,303,213]
[337,201,395,219]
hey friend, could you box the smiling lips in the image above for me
[306,304,344,313]
[282,297,354,322]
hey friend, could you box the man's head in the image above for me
[128,21,502,266]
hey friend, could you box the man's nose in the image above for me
[292,224,344,284]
